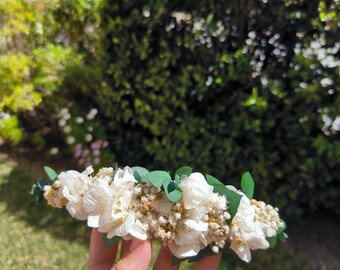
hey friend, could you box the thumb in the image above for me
[112,238,152,270]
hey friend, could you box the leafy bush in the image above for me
[0,0,101,144]
[72,0,338,216]
[2,0,339,216]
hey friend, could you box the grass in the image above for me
[0,153,314,269]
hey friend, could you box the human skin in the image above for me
[88,229,222,270]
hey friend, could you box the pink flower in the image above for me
[94,158,100,165]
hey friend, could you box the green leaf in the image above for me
[103,234,121,247]
[280,219,287,231]
[276,219,287,241]
[37,179,47,190]
[147,170,171,188]
[174,174,180,185]
[206,174,224,188]
[175,166,193,181]
[241,171,255,199]
[278,230,288,241]
[163,179,182,203]
[30,184,38,195]
[44,166,58,183]
[30,180,46,202]
[205,174,242,221]
[131,166,149,182]
[267,236,278,248]
[222,186,242,222]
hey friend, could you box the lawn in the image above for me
[0,152,315,269]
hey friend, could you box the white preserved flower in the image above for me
[179,172,214,209]
[40,164,285,262]
[97,167,147,240]
[83,167,114,226]
[43,183,67,208]
[170,223,208,258]
[226,186,269,262]
[251,199,283,238]
[58,167,92,220]
[170,173,218,258]
[84,179,113,218]
[96,167,114,179]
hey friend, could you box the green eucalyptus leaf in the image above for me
[132,166,149,182]
[241,171,255,199]
[175,166,193,180]
[30,184,38,195]
[276,219,288,241]
[205,174,224,188]
[43,166,58,183]
[103,234,121,247]
[30,180,46,202]
[147,170,171,188]
[174,174,180,185]
[280,219,287,231]
[222,186,242,222]
[205,174,242,221]
[267,236,278,248]
[163,179,182,203]
[278,230,288,241]
[37,179,47,190]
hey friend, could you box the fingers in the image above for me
[112,238,152,270]
[194,252,222,270]
[153,246,180,270]
[88,229,118,270]
[120,240,132,258]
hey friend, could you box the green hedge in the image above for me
[76,0,339,216]
[15,0,340,216]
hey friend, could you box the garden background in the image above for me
[0,0,339,269]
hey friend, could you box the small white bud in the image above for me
[212,246,219,253]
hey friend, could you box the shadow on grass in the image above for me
[0,155,90,246]
[220,246,314,270]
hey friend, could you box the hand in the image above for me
[88,229,222,270]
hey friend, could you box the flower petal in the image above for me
[230,242,251,263]
[170,243,201,258]
[87,215,99,228]
[184,219,208,232]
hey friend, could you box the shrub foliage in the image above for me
[88,0,339,215]
[1,0,339,215]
